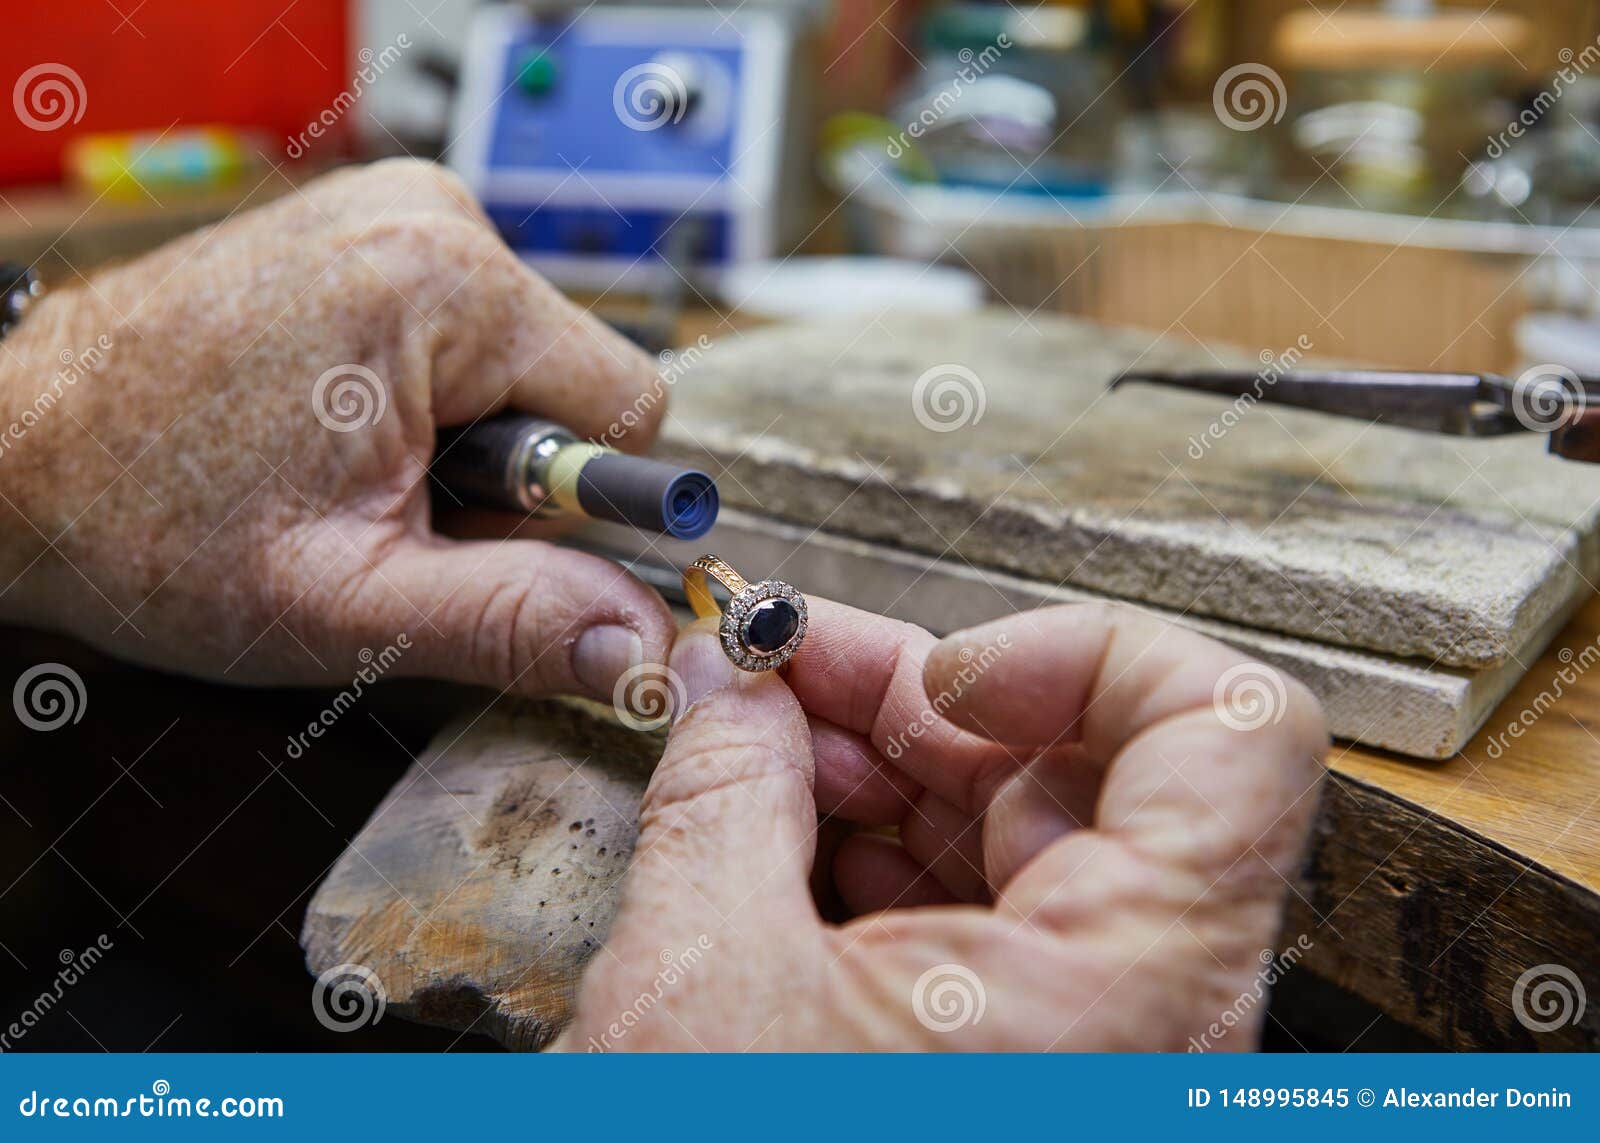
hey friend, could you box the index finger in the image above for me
[785,597,1020,816]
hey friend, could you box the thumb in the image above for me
[925,604,1326,918]
[616,620,820,941]
[343,536,676,700]
[569,623,826,1050]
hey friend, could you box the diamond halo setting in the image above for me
[719,580,808,672]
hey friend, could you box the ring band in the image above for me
[683,555,808,672]
[683,555,751,620]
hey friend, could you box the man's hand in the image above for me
[0,160,674,699]
[560,601,1327,1051]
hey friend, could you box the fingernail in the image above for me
[671,624,735,719]
[573,625,643,698]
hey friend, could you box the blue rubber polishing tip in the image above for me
[661,471,719,540]
[575,453,720,539]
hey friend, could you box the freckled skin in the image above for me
[0,159,675,697]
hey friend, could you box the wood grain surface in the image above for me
[1336,597,1600,893]
[1285,594,1600,1049]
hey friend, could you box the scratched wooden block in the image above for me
[300,699,658,1051]
[656,311,1598,669]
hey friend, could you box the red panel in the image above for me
[1,0,352,184]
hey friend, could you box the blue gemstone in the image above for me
[743,598,799,654]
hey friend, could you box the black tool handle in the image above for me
[431,417,562,511]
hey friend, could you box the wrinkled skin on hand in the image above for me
[558,601,1327,1052]
[0,160,1327,1051]
[0,160,675,699]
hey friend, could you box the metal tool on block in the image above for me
[1113,367,1600,463]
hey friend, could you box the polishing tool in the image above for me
[432,415,719,540]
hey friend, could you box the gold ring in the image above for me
[683,555,808,672]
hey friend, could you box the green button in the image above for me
[515,51,557,96]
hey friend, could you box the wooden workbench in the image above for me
[1291,594,1600,1049]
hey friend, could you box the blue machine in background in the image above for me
[450,4,798,293]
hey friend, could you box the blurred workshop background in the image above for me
[6,0,1600,375]
[3,0,1598,1052]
